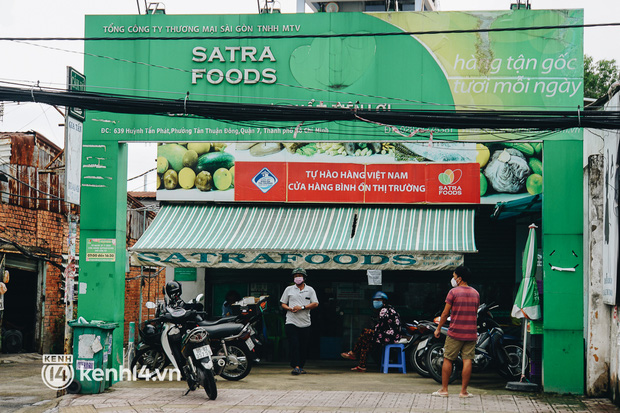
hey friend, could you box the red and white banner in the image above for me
[235,161,480,204]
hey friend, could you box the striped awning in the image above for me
[130,204,477,271]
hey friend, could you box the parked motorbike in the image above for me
[131,295,222,379]
[405,320,447,378]
[131,300,170,379]
[196,296,267,381]
[153,304,218,399]
[425,303,528,384]
[132,294,267,382]
[132,321,169,378]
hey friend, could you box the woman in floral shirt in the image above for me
[341,291,401,371]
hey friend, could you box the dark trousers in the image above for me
[352,328,375,368]
[285,324,311,369]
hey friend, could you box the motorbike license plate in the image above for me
[417,338,428,350]
[245,337,255,351]
[193,345,213,360]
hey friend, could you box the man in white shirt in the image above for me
[280,268,319,375]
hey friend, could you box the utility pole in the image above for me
[61,67,85,394]
[63,216,77,354]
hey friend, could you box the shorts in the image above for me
[443,336,475,361]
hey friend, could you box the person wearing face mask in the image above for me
[432,265,479,398]
[340,291,401,372]
[280,268,319,375]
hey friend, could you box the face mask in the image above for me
[451,277,459,288]
[373,300,383,309]
[294,276,304,285]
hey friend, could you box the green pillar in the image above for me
[77,141,128,373]
[542,138,584,394]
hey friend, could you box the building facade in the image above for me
[0,133,158,354]
[79,9,584,393]
[584,84,620,401]
[0,132,74,353]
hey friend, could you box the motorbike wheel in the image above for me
[197,362,218,400]
[131,347,169,379]
[426,342,459,384]
[498,344,529,380]
[218,342,252,381]
[410,345,431,378]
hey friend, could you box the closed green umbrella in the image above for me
[510,223,541,384]
[511,224,541,321]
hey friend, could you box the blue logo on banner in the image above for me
[252,168,278,193]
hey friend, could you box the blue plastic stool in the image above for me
[380,343,407,374]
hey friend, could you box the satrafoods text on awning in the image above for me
[131,251,464,271]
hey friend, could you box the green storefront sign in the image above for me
[173,267,197,282]
[79,10,584,393]
[83,11,582,143]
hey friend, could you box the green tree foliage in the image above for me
[584,55,620,98]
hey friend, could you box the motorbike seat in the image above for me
[196,316,238,326]
[196,321,245,339]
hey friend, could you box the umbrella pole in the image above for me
[507,317,539,391]
[521,319,528,381]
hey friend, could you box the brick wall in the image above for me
[123,240,166,345]
[123,195,159,345]
[0,203,76,353]
[0,178,158,352]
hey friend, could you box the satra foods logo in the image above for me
[41,355,74,390]
[437,169,463,196]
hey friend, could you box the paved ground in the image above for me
[2,353,620,413]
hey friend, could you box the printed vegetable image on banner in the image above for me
[155,141,539,204]
[156,141,482,203]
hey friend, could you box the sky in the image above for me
[0,0,618,192]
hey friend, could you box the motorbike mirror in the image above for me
[196,294,204,303]
[145,301,157,309]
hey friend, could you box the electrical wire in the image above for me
[1,70,600,112]
[2,20,618,112]
[0,190,63,202]
[0,166,64,201]
[1,85,618,130]
[1,21,619,42]
[128,168,156,181]
[218,117,561,142]
[0,236,65,272]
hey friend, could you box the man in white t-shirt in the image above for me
[280,268,319,375]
